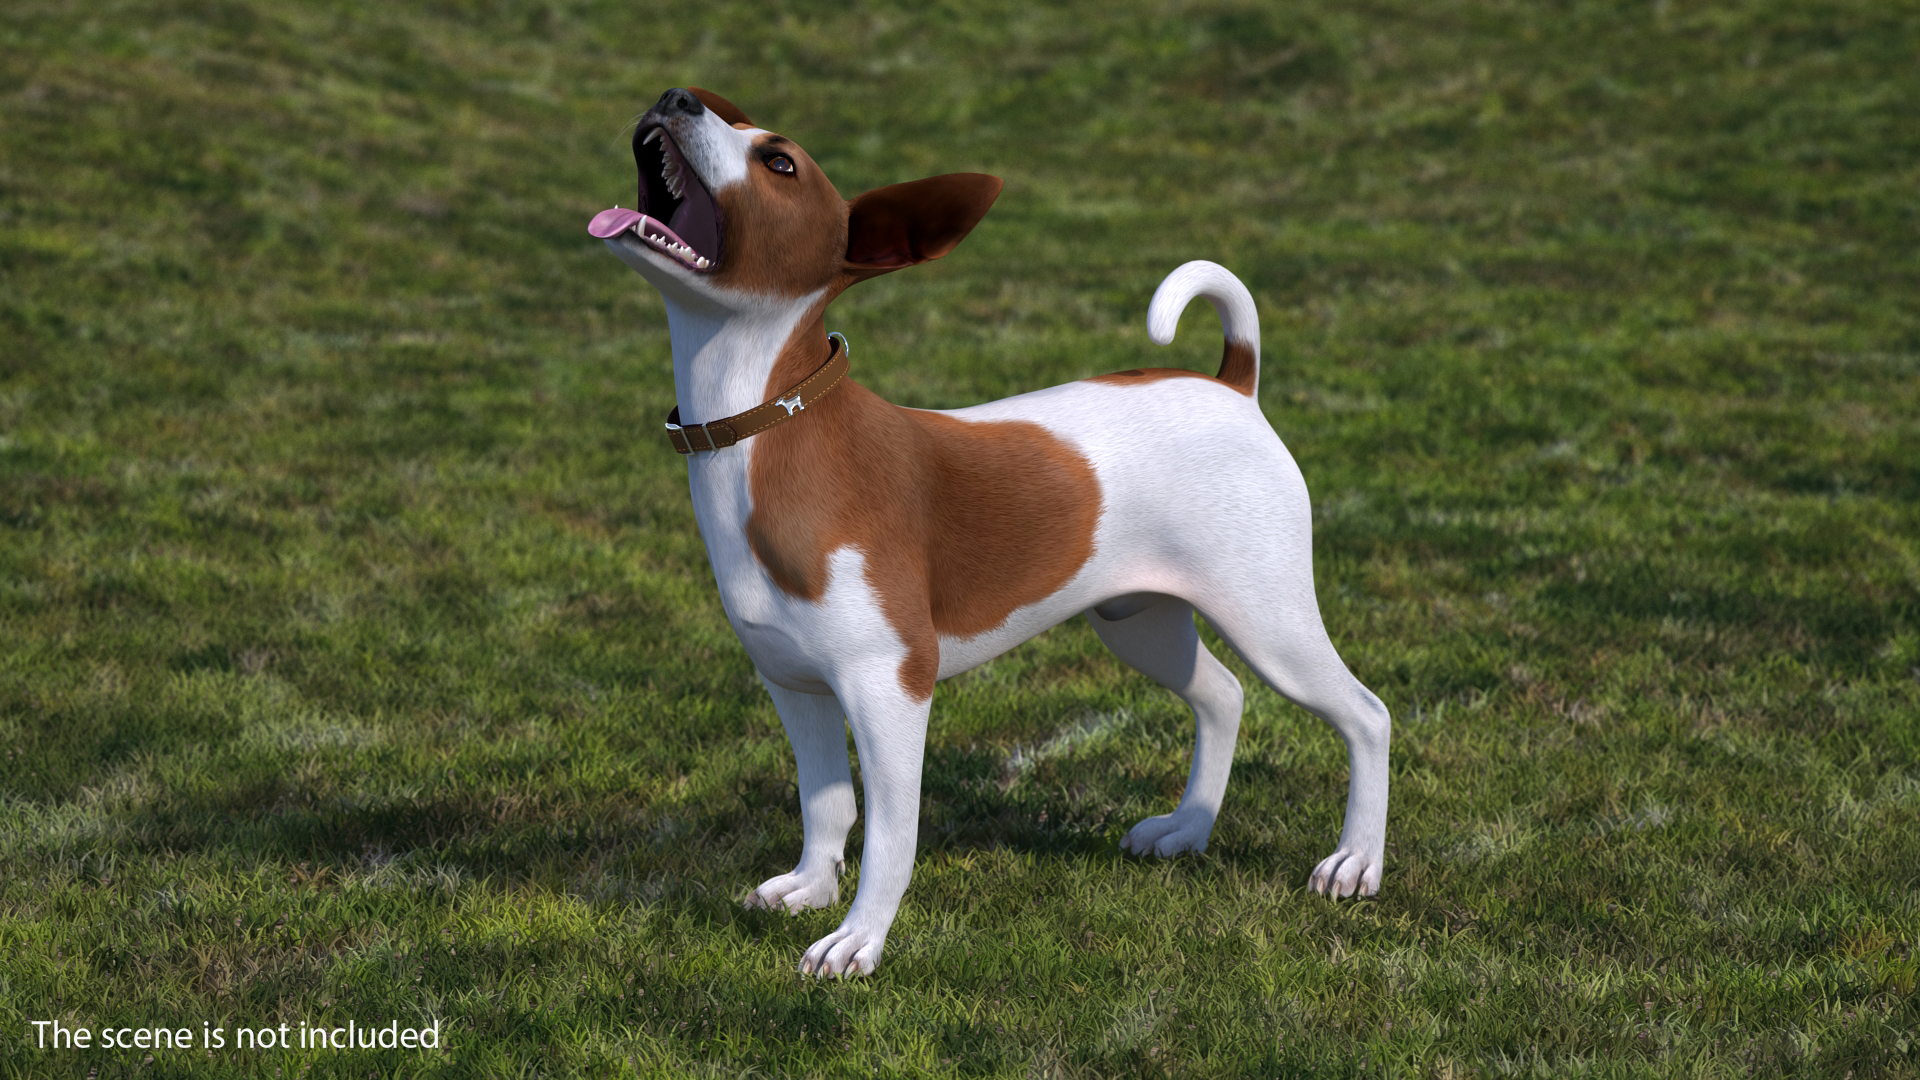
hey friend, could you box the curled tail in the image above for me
[1147,260,1261,395]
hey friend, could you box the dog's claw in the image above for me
[1121,808,1215,857]
[1308,847,1382,898]
[747,870,839,913]
[799,918,885,978]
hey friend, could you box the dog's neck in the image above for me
[659,288,832,425]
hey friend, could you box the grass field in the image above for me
[3,0,1918,1075]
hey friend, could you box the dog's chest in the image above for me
[684,449,875,692]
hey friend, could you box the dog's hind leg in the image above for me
[1088,595,1246,857]
[748,678,857,913]
[1197,595,1391,898]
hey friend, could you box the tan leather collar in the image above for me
[665,333,849,455]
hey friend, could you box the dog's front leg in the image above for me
[749,679,857,913]
[798,676,931,977]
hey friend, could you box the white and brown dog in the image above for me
[590,88,1390,976]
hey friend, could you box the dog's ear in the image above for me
[688,87,752,127]
[844,174,1003,275]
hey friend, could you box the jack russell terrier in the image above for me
[589,88,1390,976]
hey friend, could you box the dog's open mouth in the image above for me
[588,125,721,273]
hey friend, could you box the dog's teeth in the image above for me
[637,226,704,268]
[642,129,662,146]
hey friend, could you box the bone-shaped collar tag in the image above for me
[664,332,849,455]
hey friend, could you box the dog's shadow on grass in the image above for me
[75,732,1324,912]
[913,743,1336,879]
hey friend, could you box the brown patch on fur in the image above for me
[712,166,1003,376]
[845,175,1003,273]
[1217,339,1257,394]
[687,87,752,127]
[683,137,1027,696]
[1087,367,1215,389]
[696,130,999,301]
[709,136,850,298]
[747,320,1101,700]
[1088,339,1257,396]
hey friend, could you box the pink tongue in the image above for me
[588,206,644,239]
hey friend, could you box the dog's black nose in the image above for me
[656,88,704,117]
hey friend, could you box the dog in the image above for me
[589,88,1390,976]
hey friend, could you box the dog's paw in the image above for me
[799,918,887,977]
[746,870,838,913]
[1308,846,1383,899]
[1121,809,1214,857]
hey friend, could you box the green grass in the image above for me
[3,0,1918,1075]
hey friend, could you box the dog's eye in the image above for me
[765,154,795,175]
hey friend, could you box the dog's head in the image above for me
[591,88,1002,308]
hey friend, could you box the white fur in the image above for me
[1148,259,1260,356]
[603,111,1391,976]
[731,323,1387,979]
[677,121,765,194]
[664,103,765,195]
